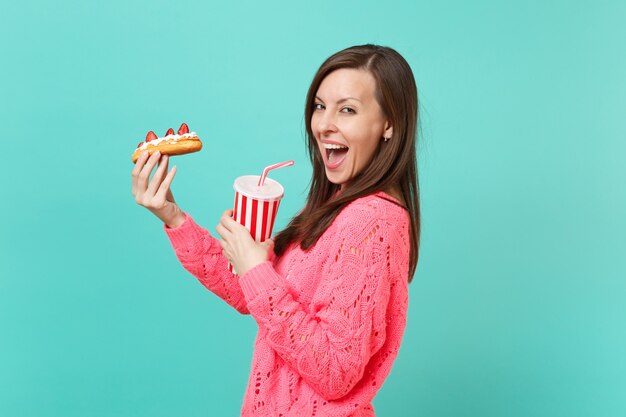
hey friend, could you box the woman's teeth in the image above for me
[323,143,348,150]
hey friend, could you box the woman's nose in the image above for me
[316,110,337,134]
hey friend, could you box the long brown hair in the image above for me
[274,44,421,281]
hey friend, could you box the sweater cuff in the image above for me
[163,213,204,247]
[239,261,285,302]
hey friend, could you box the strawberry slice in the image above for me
[165,128,175,136]
[178,123,189,135]
[146,131,158,142]
[137,142,144,148]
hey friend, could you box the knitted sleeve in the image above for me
[238,203,408,400]
[164,212,250,315]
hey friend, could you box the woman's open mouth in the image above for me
[323,143,349,169]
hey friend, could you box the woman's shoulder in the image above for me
[327,192,410,262]
[336,191,409,229]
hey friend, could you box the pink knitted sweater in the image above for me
[164,191,410,417]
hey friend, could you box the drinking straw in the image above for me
[258,160,294,186]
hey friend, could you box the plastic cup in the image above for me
[229,175,284,274]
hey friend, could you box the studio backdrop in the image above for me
[1,1,624,416]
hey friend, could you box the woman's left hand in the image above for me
[216,209,275,276]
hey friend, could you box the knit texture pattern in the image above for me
[164,192,410,417]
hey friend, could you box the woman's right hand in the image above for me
[131,150,185,228]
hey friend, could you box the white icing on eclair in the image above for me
[138,132,199,151]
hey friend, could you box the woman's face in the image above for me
[311,68,392,191]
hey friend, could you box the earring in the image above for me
[383,136,390,142]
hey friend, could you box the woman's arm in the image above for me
[164,213,250,315]
[130,152,250,313]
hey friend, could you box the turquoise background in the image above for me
[1,0,625,416]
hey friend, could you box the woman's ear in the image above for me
[383,121,393,139]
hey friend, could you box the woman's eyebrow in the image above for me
[315,96,362,103]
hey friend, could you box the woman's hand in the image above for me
[131,150,185,228]
[216,209,275,276]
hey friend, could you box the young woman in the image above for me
[131,44,420,417]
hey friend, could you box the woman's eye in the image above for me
[341,107,356,114]
[313,103,325,110]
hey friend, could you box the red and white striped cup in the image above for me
[229,175,284,274]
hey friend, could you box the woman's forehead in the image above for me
[316,68,377,102]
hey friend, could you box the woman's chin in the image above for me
[324,171,347,188]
